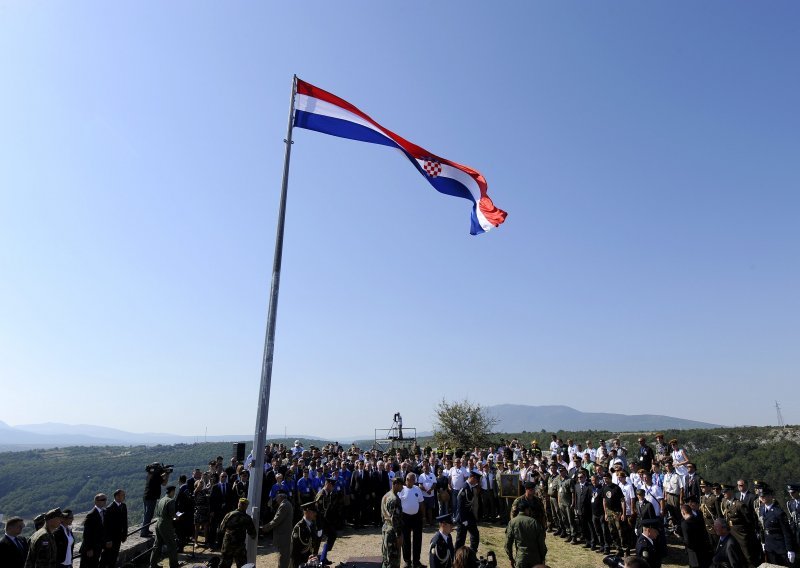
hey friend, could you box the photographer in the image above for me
[141,462,171,538]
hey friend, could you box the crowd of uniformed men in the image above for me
[4,434,799,568]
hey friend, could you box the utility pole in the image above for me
[776,401,785,428]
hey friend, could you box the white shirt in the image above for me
[619,482,635,514]
[418,472,436,498]
[663,472,684,495]
[449,467,467,491]
[399,485,424,515]
[60,525,74,565]
[549,441,560,456]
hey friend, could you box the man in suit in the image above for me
[261,490,295,568]
[454,469,480,553]
[54,509,76,567]
[101,489,128,568]
[712,517,747,568]
[681,504,713,568]
[0,516,28,568]
[574,471,593,547]
[209,471,235,550]
[81,493,108,568]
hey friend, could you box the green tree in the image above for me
[432,398,498,451]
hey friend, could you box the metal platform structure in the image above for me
[374,412,417,455]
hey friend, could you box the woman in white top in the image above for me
[669,439,690,477]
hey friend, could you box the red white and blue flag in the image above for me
[293,79,507,235]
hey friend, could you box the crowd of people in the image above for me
[3,433,799,568]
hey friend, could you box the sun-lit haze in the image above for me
[1,2,798,439]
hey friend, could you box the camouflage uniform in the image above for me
[511,494,546,528]
[219,509,256,568]
[149,493,178,568]
[504,513,547,568]
[381,489,404,568]
[24,528,57,568]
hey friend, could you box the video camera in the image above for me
[478,551,497,568]
[145,462,174,475]
[602,554,624,568]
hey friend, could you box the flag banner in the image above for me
[294,79,507,235]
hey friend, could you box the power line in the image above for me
[775,400,785,428]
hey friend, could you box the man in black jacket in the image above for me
[101,489,128,567]
[0,516,28,568]
[712,518,747,568]
[209,471,235,550]
[81,494,108,568]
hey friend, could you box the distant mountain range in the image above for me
[486,404,720,432]
[0,405,720,451]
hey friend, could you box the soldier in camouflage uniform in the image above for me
[219,498,256,568]
[381,477,405,568]
[511,482,546,529]
[25,508,64,568]
[546,464,561,535]
[290,502,321,568]
[149,485,178,568]
[556,466,577,543]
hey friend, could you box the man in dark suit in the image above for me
[712,518,747,568]
[736,480,757,525]
[209,471,235,550]
[81,493,108,568]
[681,504,713,568]
[101,489,128,567]
[574,471,593,546]
[682,463,702,505]
[0,516,28,568]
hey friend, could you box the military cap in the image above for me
[753,479,767,489]
[166,485,177,492]
[33,513,46,524]
[761,486,775,496]
[721,484,734,492]
[301,501,317,511]
[45,508,66,520]
[469,469,482,478]
[436,513,454,525]
[239,498,249,505]
[700,480,707,487]
[712,482,721,489]
[641,518,661,529]
[523,481,536,490]
[787,483,800,492]
[62,509,73,517]
[325,475,337,483]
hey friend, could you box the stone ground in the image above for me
[153,522,700,568]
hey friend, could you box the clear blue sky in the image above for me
[1,2,798,439]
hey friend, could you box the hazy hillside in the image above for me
[486,404,720,432]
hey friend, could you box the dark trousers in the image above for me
[402,512,423,565]
[455,520,479,552]
[82,549,101,568]
[99,543,121,568]
[592,514,609,549]
[577,510,592,542]
[141,499,157,536]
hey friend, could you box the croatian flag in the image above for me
[293,78,507,235]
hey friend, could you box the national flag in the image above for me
[293,78,507,235]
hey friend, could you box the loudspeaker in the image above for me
[233,442,246,462]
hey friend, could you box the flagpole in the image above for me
[246,73,297,564]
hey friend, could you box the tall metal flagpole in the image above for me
[246,74,298,564]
